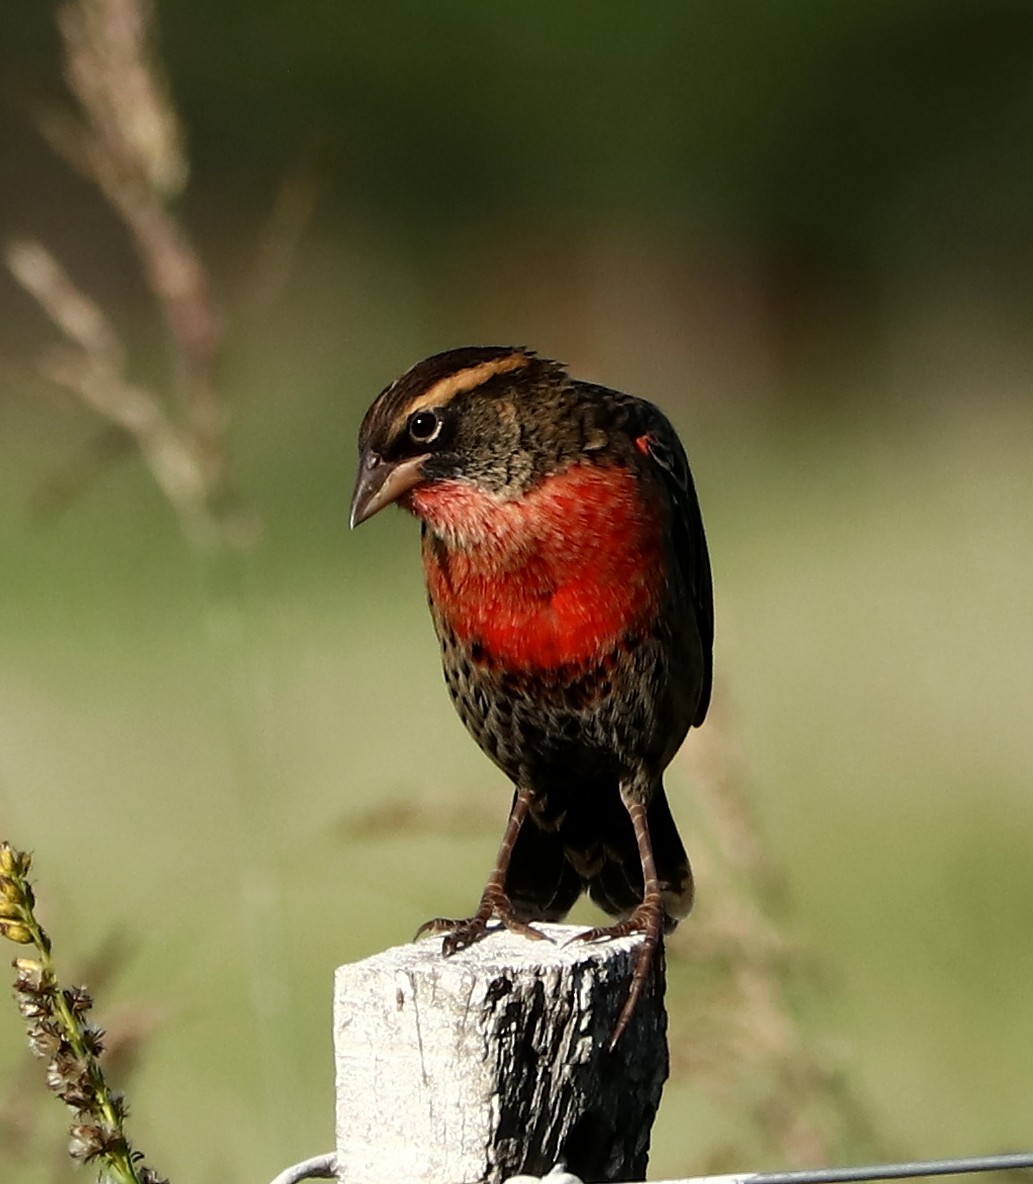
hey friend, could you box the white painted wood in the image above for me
[334,923,668,1184]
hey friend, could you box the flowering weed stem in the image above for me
[1,842,167,1184]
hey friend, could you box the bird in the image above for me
[350,346,713,1045]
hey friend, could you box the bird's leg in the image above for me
[416,787,552,955]
[568,796,664,1049]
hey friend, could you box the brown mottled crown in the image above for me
[358,346,539,452]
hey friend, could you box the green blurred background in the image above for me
[2,3,1032,1181]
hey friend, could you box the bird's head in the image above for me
[349,346,577,528]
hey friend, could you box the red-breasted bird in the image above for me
[350,347,713,1045]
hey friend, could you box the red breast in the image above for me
[409,462,666,671]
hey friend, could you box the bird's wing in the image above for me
[635,404,714,726]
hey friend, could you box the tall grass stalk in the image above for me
[4,0,311,1162]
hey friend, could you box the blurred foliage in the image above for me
[5,1,1033,384]
[1,4,1032,1184]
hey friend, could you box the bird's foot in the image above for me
[416,883,553,956]
[565,891,664,947]
[567,894,665,1049]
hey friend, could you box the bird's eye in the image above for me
[407,409,442,444]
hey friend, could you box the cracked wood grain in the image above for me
[334,924,668,1184]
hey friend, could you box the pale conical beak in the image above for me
[349,449,430,528]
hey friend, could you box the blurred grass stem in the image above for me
[5,0,303,1162]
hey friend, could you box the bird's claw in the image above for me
[563,898,665,1050]
[415,896,553,956]
[564,919,640,947]
[414,914,492,953]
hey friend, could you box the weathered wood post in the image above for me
[334,924,669,1184]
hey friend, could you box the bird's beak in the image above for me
[349,449,429,528]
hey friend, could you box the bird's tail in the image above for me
[504,804,584,922]
[504,784,694,930]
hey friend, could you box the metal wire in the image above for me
[665,1151,1033,1184]
[268,1148,1033,1184]
[266,1151,337,1184]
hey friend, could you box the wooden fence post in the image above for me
[334,923,669,1184]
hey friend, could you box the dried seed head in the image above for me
[0,895,22,923]
[13,956,48,991]
[46,1047,87,1089]
[81,1023,106,1056]
[68,1124,99,1163]
[16,993,51,1020]
[27,1021,62,1059]
[64,984,94,1017]
[0,919,33,944]
[0,896,24,919]
[0,843,31,877]
[138,1171,171,1184]
[68,1122,125,1163]
[13,956,56,1034]
[58,1080,98,1111]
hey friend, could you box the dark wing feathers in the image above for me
[637,404,714,726]
[572,383,714,727]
